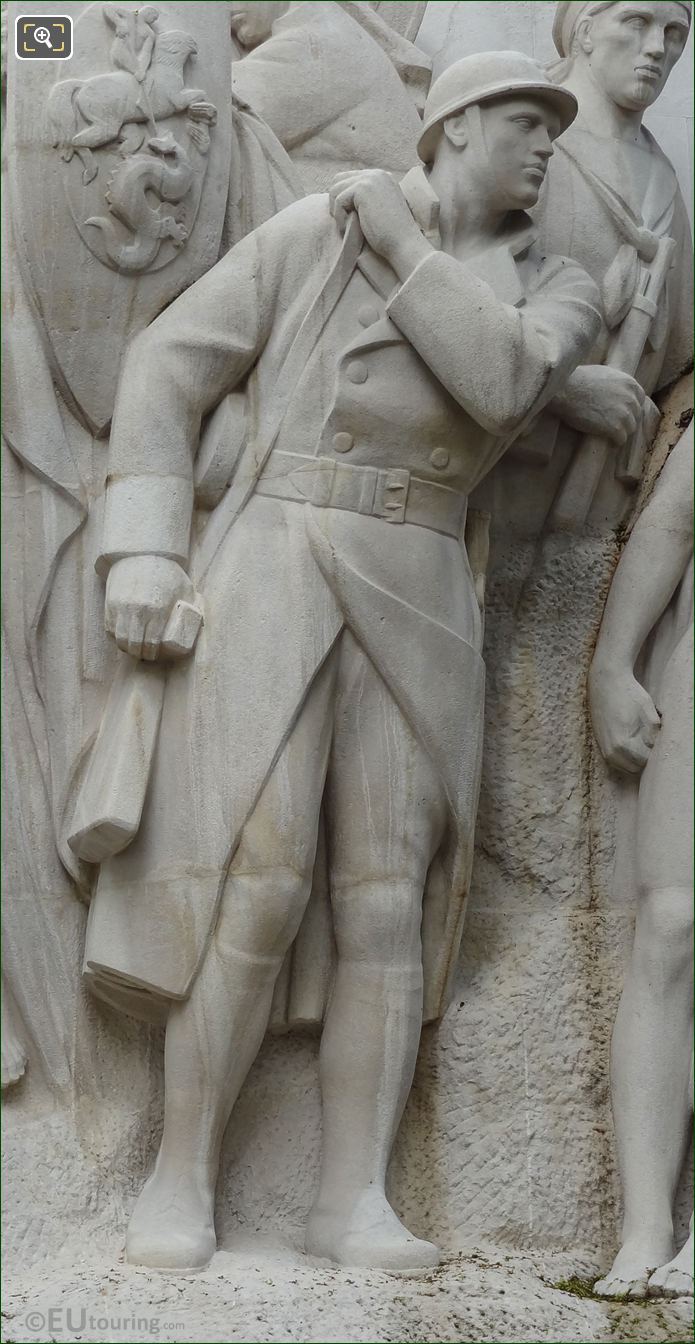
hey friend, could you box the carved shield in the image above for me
[8,1,232,433]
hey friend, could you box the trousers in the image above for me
[212,626,447,967]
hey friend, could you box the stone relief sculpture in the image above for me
[1,2,230,1105]
[474,0,692,536]
[589,417,693,1300]
[2,3,693,1336]
[78,52,600,1272]
[541,0,693,531]
[230,1,431,192]
[48,6,218,268]
[1,1,302,1098]
[460,9,692,1247]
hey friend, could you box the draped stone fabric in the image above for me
[232,1,429,193]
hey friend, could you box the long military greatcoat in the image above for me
[84,170,601,1025]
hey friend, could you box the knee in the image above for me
[215,865,312,961]
[635,887,693,975]
[331,879,423,965]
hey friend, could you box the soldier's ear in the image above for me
[442,112,469,150]
[576,17,594,54]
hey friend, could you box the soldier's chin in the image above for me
[510,179,543,210]
[620,76,663,110]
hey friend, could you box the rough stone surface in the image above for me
[2,0,694,1338]
[3,1232,694,1344]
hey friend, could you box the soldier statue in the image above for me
[85,52,601,1272]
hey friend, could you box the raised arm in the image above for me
[387,248,601,437]
[589,421,693,773]
[328,168,601,439]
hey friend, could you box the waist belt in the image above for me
[254,450,467,540]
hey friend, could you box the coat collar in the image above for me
[555,119,679,235]
[401,165,536,305]
[355,166,536,314]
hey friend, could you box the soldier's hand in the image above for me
[328,170,431,277]
[555,366,645,444]
[588,662,661,774]
[105,555,195,661]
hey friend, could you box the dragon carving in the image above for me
[47,4,217,274]
[86,132,194,272]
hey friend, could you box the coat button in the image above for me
[430,447,450,470]
[333,432,354,454]
[346,360,368,384]
[357,304,380,328]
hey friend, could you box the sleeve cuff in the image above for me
[97,473,193,577]
[386,250,443,324]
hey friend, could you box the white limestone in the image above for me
[590,418,693,1300]
[2,2,693,1340]
[83,49,597,1275]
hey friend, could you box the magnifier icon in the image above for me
[34,25,53,48]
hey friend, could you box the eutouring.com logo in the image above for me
[15,15,73,60]
[22,1307,187,1336]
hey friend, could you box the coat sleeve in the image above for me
[99,200,313,573]
[385,250,602,439]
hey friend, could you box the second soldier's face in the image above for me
[583,3,689,110]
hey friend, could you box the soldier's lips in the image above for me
[634,65,662,79]
[523,165,546,183]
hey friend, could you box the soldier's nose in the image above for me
[644,27,665,57]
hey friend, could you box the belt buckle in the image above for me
[374,468,410,524]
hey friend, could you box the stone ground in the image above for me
[2,1236,692,1344]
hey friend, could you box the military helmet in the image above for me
[417,50,578,164]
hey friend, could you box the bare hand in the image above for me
[555,366,645,445]
[328,169,430,276]
[588,663,661,774]
[105,555,195,661]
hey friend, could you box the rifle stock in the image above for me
[68,598,203,863]
[549,235,676,533]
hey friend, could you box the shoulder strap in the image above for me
[194,213,364,583]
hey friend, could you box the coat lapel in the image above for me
[195,213,365,581]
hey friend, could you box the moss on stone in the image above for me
[554,1275,602,1299]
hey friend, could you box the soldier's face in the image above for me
[582,3,689,110]
[229,2,287,50]
[475,97,560,210]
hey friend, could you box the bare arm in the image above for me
[589,422,693,772]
